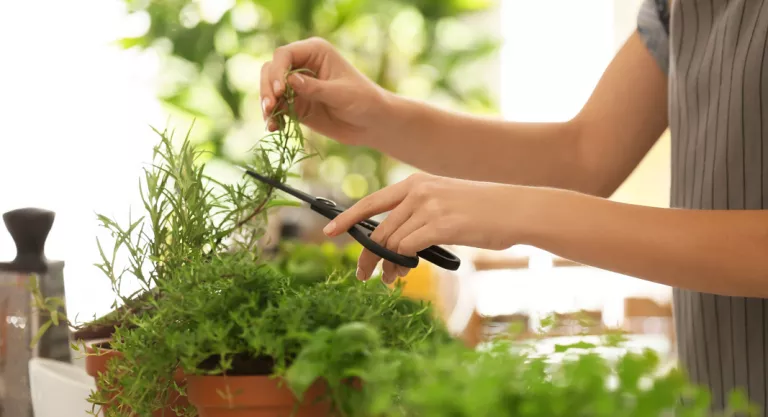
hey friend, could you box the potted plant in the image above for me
[103,257,449,416]
[75,120,287,416]
[29,73,447,417]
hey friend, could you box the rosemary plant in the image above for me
[39,70,312,341]
[75,70,450,417]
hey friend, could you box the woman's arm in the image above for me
[521,188,768,298]
[375,32,669,197]
[263,32,668,197]
[324,174,768,295]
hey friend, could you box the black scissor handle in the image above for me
[346,223,420,268]
[311,204,419,268]
[360,217,461,271]
[311,203,461,271]
[417,245,461,271]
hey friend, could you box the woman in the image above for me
[260,0,768,410]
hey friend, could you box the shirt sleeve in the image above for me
[637,0,670,74]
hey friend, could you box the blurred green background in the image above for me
[120,0,499,199]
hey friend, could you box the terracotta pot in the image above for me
[85,342,191,417]
[187,374,333,417]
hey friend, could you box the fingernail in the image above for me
[293,74,305,86]
[273,80,281,94]
[356,267,366,281]
[262,97,269,115]
[323,221,336,235]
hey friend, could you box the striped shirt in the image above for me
[638,0,768,411]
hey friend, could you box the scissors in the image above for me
[238,166,461,271]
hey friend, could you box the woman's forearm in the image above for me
[521,188,768,297]
[375,95,592,192]
[366,32,669,197]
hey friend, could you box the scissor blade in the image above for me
[236,166,316,205]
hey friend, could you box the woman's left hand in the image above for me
[322,173,531,283]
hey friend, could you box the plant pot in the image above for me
[186,374,333,417]
[85,342,191,417]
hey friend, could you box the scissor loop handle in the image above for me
[347,224,420,268]
[418,245,461,271]
[347,212,460,271]
[311,203,461,271]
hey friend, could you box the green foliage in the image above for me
[98,255,449,416]
[46,68,308,337]
[72,69,450,416]
[266,322,763,417]
[117,0,499,195]
[268,240,362,286]
[322,336,760,417]
[31,113,760,417]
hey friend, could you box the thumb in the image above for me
[288,73,345,107]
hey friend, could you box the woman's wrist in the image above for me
[506,185,565,248]
[371,91,430,147]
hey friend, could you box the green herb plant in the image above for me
[309,310,761,417]
[74,69,450,417]
[303,328,760,417]
[268,240,363,286]
[31,68,313,343]
[393,337,760,417]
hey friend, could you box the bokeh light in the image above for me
[319,156,348,183]
[342,173,369,199]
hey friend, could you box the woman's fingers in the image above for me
[357,248,380,281]
[262,38,331,130]
[288,73,340,107]
[324,180,412,237]
[259,61,282,131]
[368,219,433,284]
[385,213,426,279]
[269,38,321,93]
[355,197,414,282]
[260,61,274,118]
[386,212,426,254]
[381,261,399,285]
[396,265,411,279]
[398,225,440,257]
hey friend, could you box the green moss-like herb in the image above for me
[101,257,448,416]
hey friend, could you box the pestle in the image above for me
[1,208,55,274]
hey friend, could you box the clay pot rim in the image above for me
[185,373,331,410]
[87,340,113,351]
[84,342,284,381]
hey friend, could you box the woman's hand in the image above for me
[322,173,532,283]
[260,37,394,145]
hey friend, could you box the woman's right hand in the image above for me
[260,37,394,146]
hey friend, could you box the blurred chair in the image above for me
[481,313,531,341]
[623,297,675,354]
[549,310,605,336]
[28,358,94,417]
[472,253,529,271]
